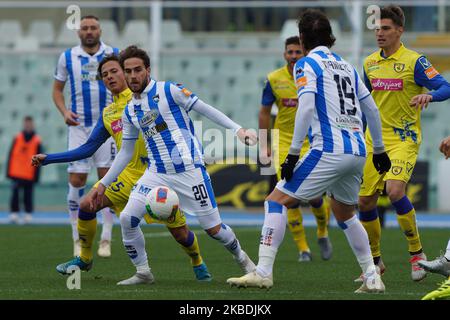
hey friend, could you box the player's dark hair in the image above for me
[285,36,300,49]
[119,45,151,69]
[98,54,120,76]
[380,5,405,27]
[81,15,99,21]
[24,115,33,122]
[297,9,336,51]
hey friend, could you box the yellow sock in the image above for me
[287,207,310,252]
[180,231,203,267]
[359,209,382,258]
[396,209,422,254]
[311,198,329,239]
[78,217,97,263]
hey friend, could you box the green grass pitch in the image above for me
[0,225,448,300]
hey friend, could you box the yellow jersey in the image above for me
[363,43,448,148]
[262,65,311,146]
[101,88,148,176]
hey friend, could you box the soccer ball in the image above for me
[145,186,179,221]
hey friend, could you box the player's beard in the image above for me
[138,77,149,93]
[81,36,100,48]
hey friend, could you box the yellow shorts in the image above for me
[359,142,419,197]
[93,170,186,228]
[274,139,310,181]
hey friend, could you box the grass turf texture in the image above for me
[0,225,448,300]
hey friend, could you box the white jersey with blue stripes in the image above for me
[122,79,204,174]
[55,42,119,127]
[294,46,371,156]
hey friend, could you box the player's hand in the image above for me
[439,136,450,159]
[281,154,299,182]
[237,128,258,146]
[64,110,80,126]
[409,94,432,110]
[31,154,47,167]
[92,183,106,209]
[372,152,391,174]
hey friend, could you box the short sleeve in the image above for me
[122,107,139,140]
[54,52,68,82]
[295,58,319,97]
[261,78,276,106]
[169,83,199,112]
[414,55,447,90]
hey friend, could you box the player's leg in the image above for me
[309,196,332,260]
[330,154,384,293]
[116,172,158,285]
[68,172,88,256]
[9,179,20,223]
[23,180,33,224]
[277,142,311,260]
[385,144,426,281]
[358,152,384,270]
[94,137,117,258]
[56,188,113,275]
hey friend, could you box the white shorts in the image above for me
[67,125,116,173]
[130,166,220,220]
[276,149,366,205]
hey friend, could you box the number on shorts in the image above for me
[192,184,208,201]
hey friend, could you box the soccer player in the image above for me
[33,54,211,282]
[260,36,331,262]
[227,9,391,293]
[93,46,258,285]
[53,15,117,257]
[357,5,450,282]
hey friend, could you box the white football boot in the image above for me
[117,271,155,285]
[227,271,273,289]
[410,253,427,281]
[418,254,450,277]
[355,265,385,294]
[97,240,111,258]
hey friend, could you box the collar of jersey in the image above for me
[309,45,331,55]
[132,78,156,104]
[74,42,107,58]
[376,42,405,61]
[113,88,132,104]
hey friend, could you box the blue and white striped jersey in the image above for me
[294,46,370,156]
[122,79,204,174]
[55,42,119,127]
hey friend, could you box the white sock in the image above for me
[119,200,149,270]
[339,214,374,274]
[209,224,245,261]
[100,208,114,241]
[255,201,287,277]
[445,239,450,261]
[67,183,85,241]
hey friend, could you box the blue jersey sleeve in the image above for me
[261,78,276,106]
[43,115,111,165]
[363,69,372,92]
[414,56,450,102]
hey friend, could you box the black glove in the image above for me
[372,152,391,174]
[281,154,299,182]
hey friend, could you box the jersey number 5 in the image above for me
[334,75,356,116]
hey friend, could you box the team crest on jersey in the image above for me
[152,94,160,103]
[295,67,304,76]
[391,166,402,175]
[393,63,405,73]
[139,110,159,127]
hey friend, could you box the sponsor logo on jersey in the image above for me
[296,76,307,89]
[182,87,192,96]
[371,78,403,91]
[335,116,360,130]
[366,60,379,71]
[139,110,159,127]
[393,63,405,73]
[281,98,298,107]
[418,56,432,69]
[138,184,151,195]
[143,122,168,139]
[425,66,439,79]
[111,119,123,133]
[295,67,304,76]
